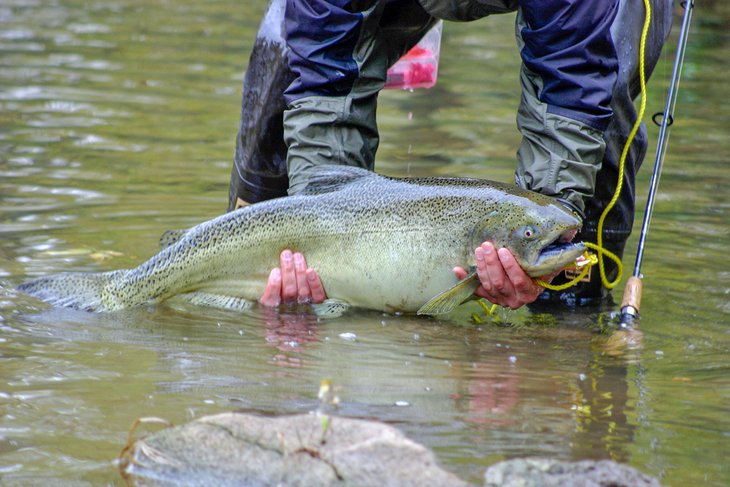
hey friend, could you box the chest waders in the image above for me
[227,0,674,308]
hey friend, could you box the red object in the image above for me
[402,46,430,58]
[385,46,438,90]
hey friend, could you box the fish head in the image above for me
[472,191,586,278]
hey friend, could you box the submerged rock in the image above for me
[119,412,468,487]
[484,457,663,487]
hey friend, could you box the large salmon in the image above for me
[18,166,585,315]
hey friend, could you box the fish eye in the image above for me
[522,225,538,239]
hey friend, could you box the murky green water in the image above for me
[1,1,728,485]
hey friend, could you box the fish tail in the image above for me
[18,270,127,312]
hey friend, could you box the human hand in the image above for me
[259,250,327,307]
[453,242,552,310]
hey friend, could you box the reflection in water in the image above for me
[570,342,636,463]
[260,307,321,367]
[439,320,639,464]
[454,359,521,428]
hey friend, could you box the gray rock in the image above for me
[119,413,664,487]
[120,412,468,487]
[483,458,663,487]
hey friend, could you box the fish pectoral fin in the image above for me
[311,299,351,319]
[417,272,480,316]
[159,229,188,249]
[181,292,254,312]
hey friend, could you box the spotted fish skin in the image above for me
[18,166,584,314]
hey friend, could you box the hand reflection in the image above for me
[259,305,320,368]
[451,359,521,427]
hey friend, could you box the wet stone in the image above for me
[120,412,468,487]
[120,412,664,487]
[484,457,663,487]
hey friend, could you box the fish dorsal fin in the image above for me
[159,229,188,249]
[301,165,379,195]
[417,272,481,316]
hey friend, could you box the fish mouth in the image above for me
[526,229,586,278]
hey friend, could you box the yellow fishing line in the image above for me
[472,0,653,319]
[540,0,652,293]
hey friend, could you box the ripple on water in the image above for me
[0,85,164,106]
[0,41,45,52]
[67,23,111,35]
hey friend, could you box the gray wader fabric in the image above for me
[284,0,439,195]
[228,0,437,207]
[526,0,674,305]
[516,0,674,241]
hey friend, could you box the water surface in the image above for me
[1,1,728,485]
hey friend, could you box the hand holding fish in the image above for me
[453,242,546,310]
[260,250,327,307]
[262,242,549,311]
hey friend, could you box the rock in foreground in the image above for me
[119,412,663,487]
[484,457,663,487]
[119,412,468,487]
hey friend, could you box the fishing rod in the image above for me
[619,0,695,328]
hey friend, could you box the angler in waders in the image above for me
[227,0,674,310]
